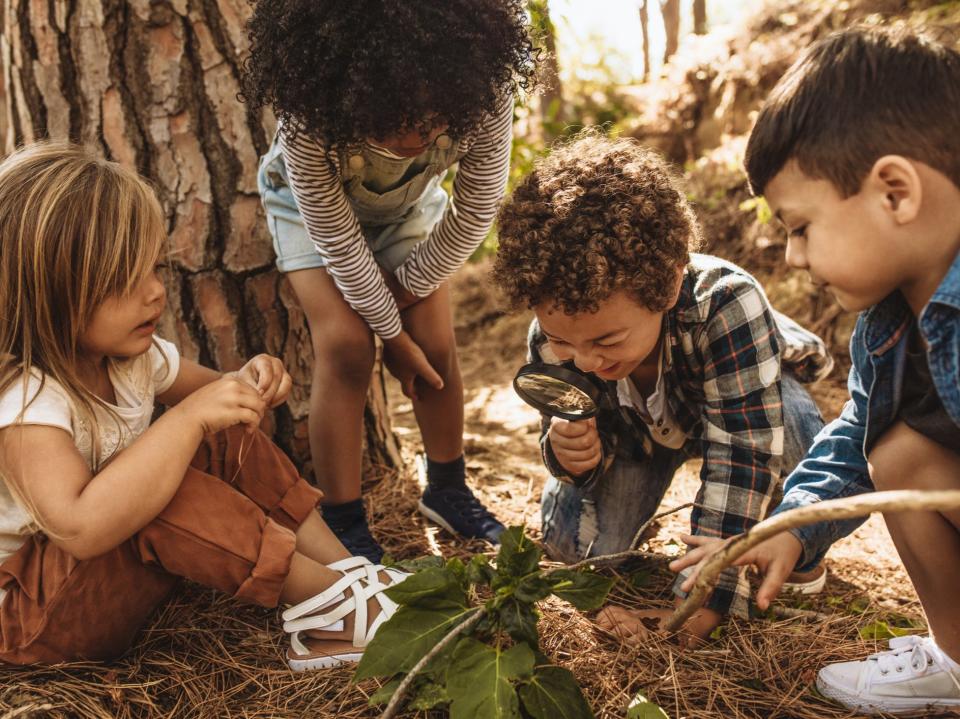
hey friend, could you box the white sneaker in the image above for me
[816,635,960,716]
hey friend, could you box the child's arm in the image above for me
[671,317,876,611]
[0,376,267,560]
[394,95,514,299]
[687,282,793,620]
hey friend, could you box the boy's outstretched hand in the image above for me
[234,354,293,408]
[669,531,805,611]
[597,603,722,650]
[383,330,444,401]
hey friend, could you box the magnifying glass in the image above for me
[512,362,602,420]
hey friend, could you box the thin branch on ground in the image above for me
[664,490,960,632]
[380,607,485,719]
[566,502,693,572]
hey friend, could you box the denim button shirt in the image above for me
[774,249,960,570]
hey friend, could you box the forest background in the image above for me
[1,0,959,717]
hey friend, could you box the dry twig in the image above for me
[665,489,960,632]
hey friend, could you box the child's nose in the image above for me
[573,350,603,373]
[145,274,166,304]
[785,236,808,269]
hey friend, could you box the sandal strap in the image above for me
[281,566,369,622]
[283,564,408,653]
[327,556,373,572]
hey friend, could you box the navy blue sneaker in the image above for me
[418,484,506,543]
[325,515,384,564]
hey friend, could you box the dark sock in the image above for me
[426,455,466,489]
[321,498,366,530]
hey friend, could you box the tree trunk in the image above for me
[660,0,681,65]
[0,0,402,478]
[639,0,651,82]
[693,0,707,35]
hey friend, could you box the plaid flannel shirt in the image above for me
[530,254,833,617]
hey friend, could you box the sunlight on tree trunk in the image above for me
[0,0,401,477]
[639,1,652,82]
[660,0,681,64]
[693,0,708,35]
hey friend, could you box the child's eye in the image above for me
[788,225,808,239]
[596,340,622,349]
[154,261,170,272]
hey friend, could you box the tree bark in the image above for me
[0,0,402,478]
[660,0,681,65]
[639,1,651,82]
[693,0,707,36]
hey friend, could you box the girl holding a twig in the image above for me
[0,143,406,669]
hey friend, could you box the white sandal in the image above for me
[281,556,408,671]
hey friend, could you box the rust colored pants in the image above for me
[0,426,322,665]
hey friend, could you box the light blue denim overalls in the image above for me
[257,130,466,274]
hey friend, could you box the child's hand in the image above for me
[234,354,292,407]
[174,375,268,435]
[669,531,804,610]
[596,603,722,650]
[382,331,444,400]
[548,417,601,477]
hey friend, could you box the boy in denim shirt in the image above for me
[673,27,960,714]
[492,134,832,644]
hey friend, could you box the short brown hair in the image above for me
[745,26,960,197]
[493,134,699,315]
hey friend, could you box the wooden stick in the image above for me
[664,489,960,632]
[566,502,694,572]
[380,607,485,719]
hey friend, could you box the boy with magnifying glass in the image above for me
[492,133,832,645]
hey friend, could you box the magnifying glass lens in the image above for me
[512,362,602,420]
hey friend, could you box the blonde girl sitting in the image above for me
[0,142,405,669]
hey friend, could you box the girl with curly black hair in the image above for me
[242,1,536,578]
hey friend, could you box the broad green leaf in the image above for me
[384,566,467,609]
[518,665,594,719]
[626,692,669,719]
[446,557,467,585]
[496,526,541,579]
[547,569,615,610]
[368,678,401,707]
[447,639,534,719]
[409,679,450,711]
[354,604,473,680]
[384,554,445,572]
[499,596,540,647]
[859,621,914,641]
[466,554,495,587]
[515,574,554,603]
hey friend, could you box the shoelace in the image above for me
[873,636,960,695]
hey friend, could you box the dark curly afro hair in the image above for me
[241,0,537,147]
[493,133,701,315]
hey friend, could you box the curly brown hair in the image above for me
[493,134,701,315]
[240,0,537,148]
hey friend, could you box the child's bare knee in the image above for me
[312,332,375,386]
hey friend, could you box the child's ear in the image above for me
[866,155,922,225]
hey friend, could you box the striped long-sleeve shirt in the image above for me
[280,97,514,339]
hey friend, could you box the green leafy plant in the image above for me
[355,526,614,718]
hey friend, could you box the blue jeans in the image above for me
[540,373,825,562]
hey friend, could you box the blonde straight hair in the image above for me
[0,141,167,519]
